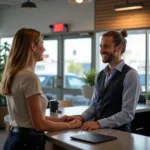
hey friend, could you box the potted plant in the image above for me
[81,69,97,101]
[0,42,10,127]
[146,92,150,105]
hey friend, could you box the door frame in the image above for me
[42,32,96,100]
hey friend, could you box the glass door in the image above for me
[62,35,93,106]
[38,34,94,106]
[35,37,62,100]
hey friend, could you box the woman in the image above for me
[0,28,82,150]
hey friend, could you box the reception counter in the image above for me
[44,104,150,150]
[4,104,150,136]
[4,104,150,123]
[135,104,150,113]
[45,128,150,150]
[4,104,150,149]
[45,103,150,117]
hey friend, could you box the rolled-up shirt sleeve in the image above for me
[81,86,97,122]
[98,69,141,128]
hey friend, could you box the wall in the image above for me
[95,0,150,30]
[0,0,94,37]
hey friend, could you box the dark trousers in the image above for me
[3,128,45,150]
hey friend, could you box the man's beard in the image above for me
[101,52,115,63]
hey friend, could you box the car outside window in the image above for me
[46,77,53,87]
[38,75,53,87]
[67,76,85,89]
[38,76,47,85]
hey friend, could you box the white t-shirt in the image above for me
[6,68,48,128]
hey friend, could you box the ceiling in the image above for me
[0,0,47,9]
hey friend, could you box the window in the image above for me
[37,74,54,87]
[0,37,13,47]
[46,77,53,87]
[39,76,47,84]
[148,29,150,92]
[67,76,85,89]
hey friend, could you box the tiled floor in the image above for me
[0,128,6,150]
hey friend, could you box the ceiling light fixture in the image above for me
[21,0,37,8]
[114,0,143,11]
[68,0,92,4]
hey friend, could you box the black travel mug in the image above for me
[49,100,59,112]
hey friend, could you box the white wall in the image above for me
[0,0,94,37]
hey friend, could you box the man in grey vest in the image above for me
[65,30,141,132]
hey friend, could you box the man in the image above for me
[65,30,141,132]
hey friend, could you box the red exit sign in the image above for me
[53,24,64,32]
[49,24,68,32]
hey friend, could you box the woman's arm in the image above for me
[45,116,61,122]
[27,94,82,131]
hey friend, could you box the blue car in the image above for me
[139,73,150,91]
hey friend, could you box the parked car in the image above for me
[37,73,86,89]
[36,73,89,106]
[139,73,150,92]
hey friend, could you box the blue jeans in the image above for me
[3,130,45,150]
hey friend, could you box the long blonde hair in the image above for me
[0,28,41,95]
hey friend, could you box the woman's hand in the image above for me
[66,115,84,122]
[68,119,82,129]
[60,115,68,122]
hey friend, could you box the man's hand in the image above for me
[66,115,84,122]
[68,119,82,129]
[60,115,68,122]
[81,121,100,130]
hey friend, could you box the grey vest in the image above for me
[94,64,132,132]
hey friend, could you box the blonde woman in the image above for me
[0,28,82,150]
